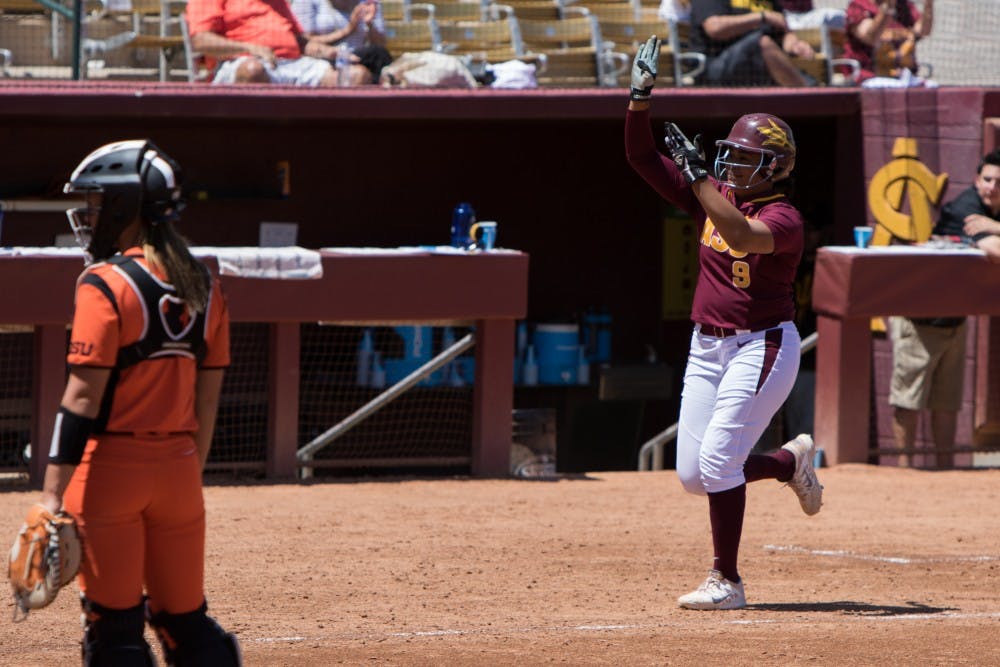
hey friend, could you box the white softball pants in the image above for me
[676,321,801,495]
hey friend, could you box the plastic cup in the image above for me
[853,226,873,248]
[470,221,498,251]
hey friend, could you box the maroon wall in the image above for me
[0,84,862,391]
[856,88,997,464]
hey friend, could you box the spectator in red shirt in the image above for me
[187,0,356,85]
[843,0,933,84]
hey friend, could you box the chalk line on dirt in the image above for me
[244,610,1000,644]
[764,544,1000,564]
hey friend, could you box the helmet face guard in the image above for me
[713,113,796,191]
[64,189,103,264]
[714,144,779,191]
[63,139,183,264]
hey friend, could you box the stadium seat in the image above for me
[124,0,199,81]
[597,13,703,86]
[500,0,562,20]
[517,10,628,86]
[77,0,200,81]
[793,25,860,86]
[578,1,640,22]
[384,16,444,54]
[427,0,490,23]
[438,14,525,61]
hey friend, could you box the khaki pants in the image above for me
[888,317,966,412]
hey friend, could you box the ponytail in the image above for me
[139,222,210,313]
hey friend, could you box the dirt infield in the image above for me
[2,464,999,666]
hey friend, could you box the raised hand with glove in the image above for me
[8,503,81,620]
[663,122,709,185]
[630,35,660,103]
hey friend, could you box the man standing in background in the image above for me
[888,149,1000,468]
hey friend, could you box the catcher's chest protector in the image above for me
[84,255,209,369]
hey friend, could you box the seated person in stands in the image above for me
[689,0,819,87]
[187,0,344,85]
[843,0,933,84]
[290,0,393,85]
[781,0,845,32]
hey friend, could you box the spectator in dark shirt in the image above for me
[689,0,819,87]
[936,149,1000,261]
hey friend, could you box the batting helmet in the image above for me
[64,139,183,264]
[714,113,796,190]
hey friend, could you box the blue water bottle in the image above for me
[356,328,374,387]
[450,202,476,248]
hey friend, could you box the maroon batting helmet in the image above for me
[714,113,797,189]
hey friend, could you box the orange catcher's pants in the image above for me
[62,434,206,614]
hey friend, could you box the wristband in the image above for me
[760,11,766,26]
[48,407,95,465]
[630,87,653,102]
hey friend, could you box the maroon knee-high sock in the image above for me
[744,449,795,483]
[708,483,746,584]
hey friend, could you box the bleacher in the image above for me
[0,0,998,86]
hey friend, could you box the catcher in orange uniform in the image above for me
[29,139,239,665]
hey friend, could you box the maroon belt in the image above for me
[696,323,749,338]
[694,323,787,338]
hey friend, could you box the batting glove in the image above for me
[664,122,709,184]
[630,35,660,102]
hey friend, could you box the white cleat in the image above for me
[677,570,746,610]
[782,433,823,516]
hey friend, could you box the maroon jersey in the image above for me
[625,108,803,331]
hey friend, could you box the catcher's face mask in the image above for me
[63,187,103,265]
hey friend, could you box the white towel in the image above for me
[194,246,323,279]
[0,246,325,279]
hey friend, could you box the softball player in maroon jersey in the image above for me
[626,36,822,610]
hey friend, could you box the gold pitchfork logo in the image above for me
[867,137,948,246]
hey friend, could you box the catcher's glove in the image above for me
[8,504,81,620]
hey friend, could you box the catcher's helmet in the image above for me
[64,139,183,264]
[714,113,796,190]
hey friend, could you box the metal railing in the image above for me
[297,332,475,478]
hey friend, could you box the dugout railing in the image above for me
[0,247,528,486]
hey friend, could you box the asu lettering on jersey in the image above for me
[691,189,804,332]
[701,218,751,289]
[67,249,230,434]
